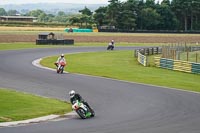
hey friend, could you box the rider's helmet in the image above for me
[61,54,64,58]
[69,90,75,98]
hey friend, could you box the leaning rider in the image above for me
[69,90,92,111]
[55,54,66,67]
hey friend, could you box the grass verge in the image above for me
[0,42,161,51]
[0,27,200,37]
[41,50,200,92]
[0,88,71,122]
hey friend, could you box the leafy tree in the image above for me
[79,7,93,28]
[135,0,145,29]
[189,1,200,30]
[79,7,93,16]
[54,14,68,23]
[107,0,121,26]
[57,11,66,16]
[93,6,108,26]
[28,9,44,17]
[145,0,156,9]
[46,14,55,22]
[171,0,200,31]
[117,0,138,30]
[0,8,7,16]
[117,9,136,30]
[157,0,178,30]
[69,16,79,25]
[140,8,161,30]
[7,10,18,16]
[38,13,48,22]
[162,0,170,5]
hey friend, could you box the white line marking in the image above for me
[32,58,69,74]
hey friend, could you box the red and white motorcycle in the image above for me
[55,61,66,74]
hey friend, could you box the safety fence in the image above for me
[154,57,200,74]
[134,47,161,66]
[162,43,200,62]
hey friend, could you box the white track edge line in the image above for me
[32,57,200,95]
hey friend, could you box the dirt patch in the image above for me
[0,34,200,43]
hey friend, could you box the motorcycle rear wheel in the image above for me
[57,70,59,73]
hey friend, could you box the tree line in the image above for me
[95,0,200,31]
[0,0,200,31]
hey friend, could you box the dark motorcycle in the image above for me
[107,43,114,50]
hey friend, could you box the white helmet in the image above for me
[61,54,64,57]
[69,90,75,98]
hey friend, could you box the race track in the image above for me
[1,47,200,133]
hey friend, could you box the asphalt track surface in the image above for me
[1,47,200,133]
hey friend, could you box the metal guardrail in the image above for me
[135,47,162,57]
[135,47,161,66]
[154,57,200,74]
[134,45,200,74]
[36,39,74,45]
[137,52,148,66]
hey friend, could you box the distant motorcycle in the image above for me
[72,100,95,119]
[55,61,66,74]
[107,43,114,50]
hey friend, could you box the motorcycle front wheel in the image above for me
[90,108,95,117]
[77,108,87,119]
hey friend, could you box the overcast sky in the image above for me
[0,0,161,5]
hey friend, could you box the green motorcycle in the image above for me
[72,100,95,119]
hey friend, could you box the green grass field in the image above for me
[0,42,162,51]
[0,88,71,122]
[41,50,200,92]
[0,28,200,37]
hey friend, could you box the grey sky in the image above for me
[0,0,161,5]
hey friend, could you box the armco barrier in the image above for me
[160,58,173,70]
[36,39,74,45]
[192,63,200,74]
[137,52,147,66]
[154,57,200,74]
[135,47,161,66]
[65,28,93,32]
[173,60,192,73]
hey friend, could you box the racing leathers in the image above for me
[70,93,92,112]
[55,56,66,67]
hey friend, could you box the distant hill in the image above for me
[0,3,107,14]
